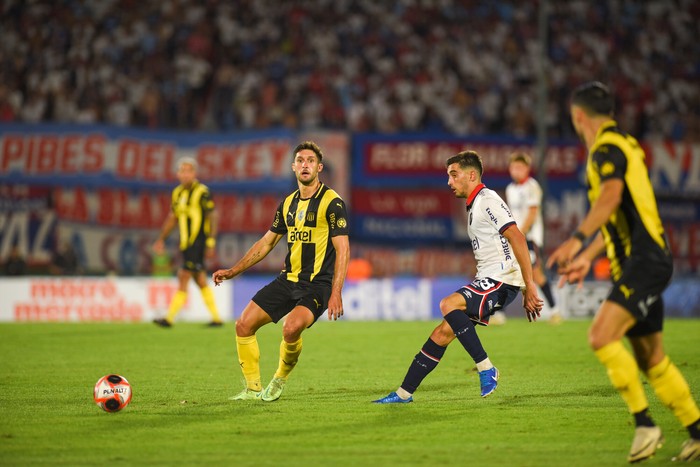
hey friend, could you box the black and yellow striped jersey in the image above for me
[270,183,349,284]
[586,121,670,280]
[171,181,214,251]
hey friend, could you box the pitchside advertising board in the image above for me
[0,277,232,322]
[0,276,696,322]
[0,124,349,274]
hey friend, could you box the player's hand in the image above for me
[152,239,165,254]
[546,237,583,270]
[327,292,344,321]
[212,268,234,286]
[556,255,591,290]
[522,282,544,322]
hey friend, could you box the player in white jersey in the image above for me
[498,152,559,323]
[373,151,543,404]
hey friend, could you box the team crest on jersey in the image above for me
[337,218,347,228]
[306,211,315,222]
[601,161,615,176]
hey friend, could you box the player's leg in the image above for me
[193,270,223,326]
[260,305,315,402]
[630,332,700,461]
[589,300,663,462]
[373,320,454,404]
[154,268,191,327]
[441,290,501,397]
[230,301,273,400]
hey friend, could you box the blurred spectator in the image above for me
[3,246,27,276]
[0,0,697,140]
[49,240,81,276]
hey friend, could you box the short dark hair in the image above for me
[446,150,483,177]
[571,81,614,117]
[293,141,323,162]
[509,152,531,166]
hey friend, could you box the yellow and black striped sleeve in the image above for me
[592,144,627,182]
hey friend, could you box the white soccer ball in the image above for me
[93,374,132,412]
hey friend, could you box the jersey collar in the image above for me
[466,183,486,209]
[595,120,618,141]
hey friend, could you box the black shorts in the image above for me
[252,276,331,325]
[455,277,521,326]
[181,235,206,272]
[607,256,673,337]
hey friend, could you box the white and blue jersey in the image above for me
[465,184,524,288]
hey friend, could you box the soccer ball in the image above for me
[94,374,132,412]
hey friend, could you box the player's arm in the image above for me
[205,207,219,258]
[556,232,606,289]
[502,224,543,320]
[548,144,626,269]
[327,234,350,321]
[212,230,283,285]
[326,197,350,321]
[520,205,538,235]
[547,178,623,269]
[153,211,177,254]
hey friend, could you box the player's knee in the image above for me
[588,327,608,351]
[439,297,458,316]
[282,318,306,341]
[235,319,254,337]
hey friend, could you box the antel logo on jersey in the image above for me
[290,229,312,242]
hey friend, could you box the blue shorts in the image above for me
[455,278,521,325]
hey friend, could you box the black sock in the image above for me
[400,338,446,394]
[633,408,655,428]
[688,417,700,439]
[444,309,487,363]
[541,281,556,308]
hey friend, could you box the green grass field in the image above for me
[1,319,698,466]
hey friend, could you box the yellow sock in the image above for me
[646,356,700,427]
[236,335,262,391]
[165,290,187,323]
[274,338,303,379]
[595,341,648,414]
[200,286,222,322]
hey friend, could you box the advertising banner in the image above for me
[0,277,232,322]
[0,276,696,322]
[0,125,349,274]
[351,134,700,274]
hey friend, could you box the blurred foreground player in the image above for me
[213,141,350,402]
[153,157,222,327]
[549,81,700,462]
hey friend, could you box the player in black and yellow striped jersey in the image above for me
[549,82,700,462]
[152,157,223,327]
[213,141,350,402]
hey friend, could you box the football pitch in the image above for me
[1,319,698,466]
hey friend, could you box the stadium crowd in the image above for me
[0,0,698,141]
